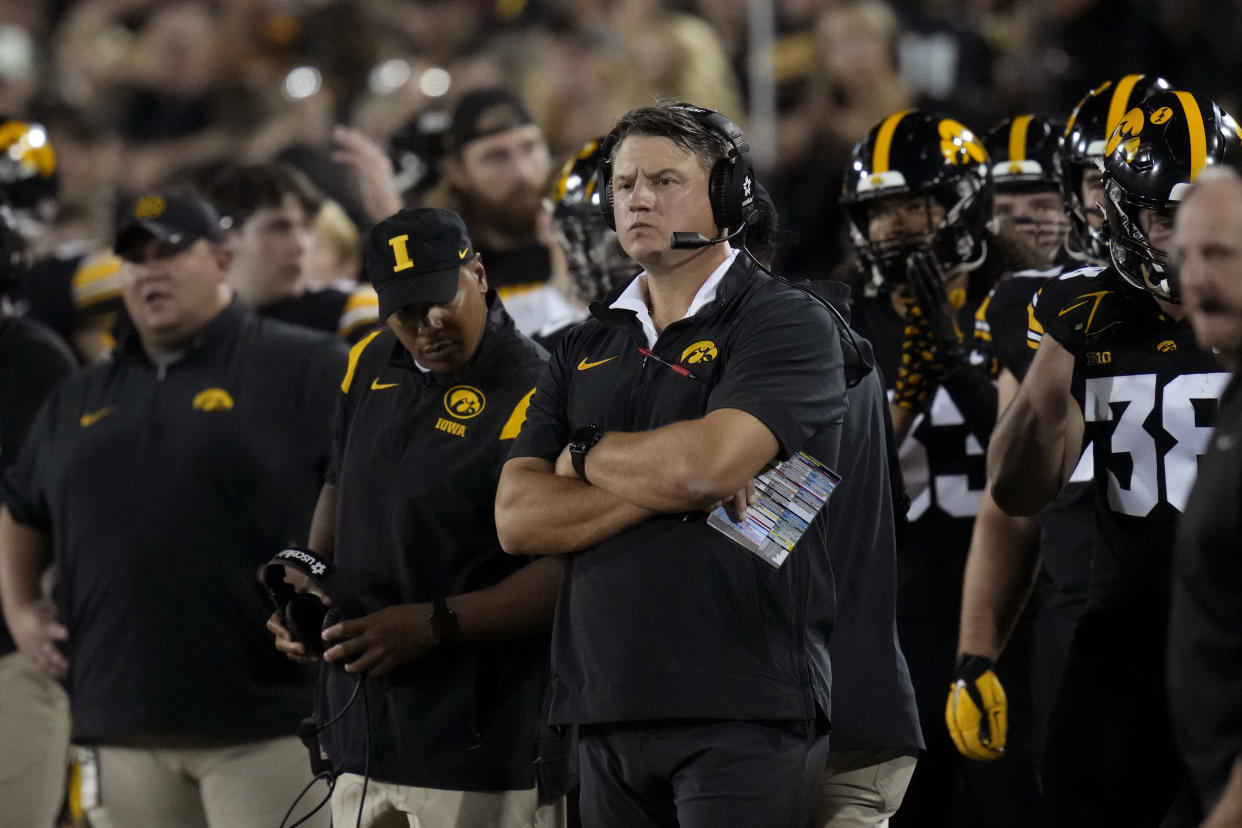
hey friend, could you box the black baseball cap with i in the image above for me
[364,208,475,320]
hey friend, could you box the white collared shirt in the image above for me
[609,246,738,348]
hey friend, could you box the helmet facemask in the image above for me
[551,206,636,304]
[1102,176,1177,301]
[846,175,990,295]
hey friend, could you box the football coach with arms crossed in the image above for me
[496,100,848,828]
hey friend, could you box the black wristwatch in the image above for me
[430,597,459,645]
[569,424,606,483]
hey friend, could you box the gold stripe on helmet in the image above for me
[1174,91,1207,181]
[1009,115,1032,162]
[873,110,912,173]
[552,140,600,204]
[1108,75,1144,138]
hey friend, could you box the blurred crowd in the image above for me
[0,0,1239,293]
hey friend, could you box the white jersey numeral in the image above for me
[1082,372,1227,517]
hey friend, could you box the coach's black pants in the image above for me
[577,719,829,828]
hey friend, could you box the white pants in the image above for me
[87,735,328,828]
[331,773,565,828]
[816,748,919,827]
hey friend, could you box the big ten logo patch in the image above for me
[680,340,718,365]
[192,388,234,411]
[1086,351,1112,365]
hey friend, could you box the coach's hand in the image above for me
[9,598,69,681]
[946,654,1007,761]
[322,604,436,677]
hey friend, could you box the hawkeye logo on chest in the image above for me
[680,340,718,364]
[436,385,485,438]
[192,388,234,411]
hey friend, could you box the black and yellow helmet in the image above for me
[549,139,636,303]
[0,118,58,231]
[1060,75,1172,262]
[841,109,992,289]
[1102,89,1242,302]
[985,115,1063,191]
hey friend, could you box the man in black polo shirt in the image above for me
[269,208,559,827]
[1168,169,1242,824]
[0,190,344,828]
[496,101,847,827]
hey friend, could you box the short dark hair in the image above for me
[200,162,322,231]
[603,100,732,174]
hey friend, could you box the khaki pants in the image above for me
[331,773,565,828]
[0,651,71,828]
[816,749,919,828]
[86,735,328,828]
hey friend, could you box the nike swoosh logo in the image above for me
[371,379,399,390]
[458,248,469,260]
[577,357,617,371]
[79,407,114,427]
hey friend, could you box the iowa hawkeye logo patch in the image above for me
[437,385,485,438]
[192,388,234,411]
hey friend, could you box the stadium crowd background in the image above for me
[1,0,1240,288]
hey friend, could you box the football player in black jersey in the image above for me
[949,80,1171,780]
[983,115,1071,272]
[841,110,1042,827]
[989,89,1242,827]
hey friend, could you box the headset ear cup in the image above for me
[709,159,732,231]
[285,594,330,655]
[596,136,616,231]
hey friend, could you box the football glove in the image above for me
[893,303,942,411]
[945,654,1008,761]
[906,250,967,367]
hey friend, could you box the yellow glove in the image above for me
[945,654,1007,761]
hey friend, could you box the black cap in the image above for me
[364,208,474,320]
[449,87,534,152]
[114,191,224,260]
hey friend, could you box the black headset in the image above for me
[596,104,756,234]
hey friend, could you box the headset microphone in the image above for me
[670,225,747,249]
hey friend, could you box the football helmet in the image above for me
[985,114,1064,191]
[1061,75,1172,262]
[842,110,992,292]
[550,139,636,303]
[0,118,58,236]
[1102,89,1242,302]
[985,114,1069,266]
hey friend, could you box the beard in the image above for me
[468,185,543,238]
